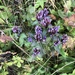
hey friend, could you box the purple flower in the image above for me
[12,26,18,33]
[41,17,52,27]
[40,20,46,26]
[48,26,60,34]
[54,39,60,46]
[35,26,43,41]
[48,27,53,33]
[43,8,49,17]
[33,48,40,55]
[42,36,46,42]
[35,26,42,34]
[53,26,60,32]
[61,34,68,44]
[36,8,49,21]
[28,37,33,42]
[34,34,42,41]
[36,10,44,21]
[12,26,22,34]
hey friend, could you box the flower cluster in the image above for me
[54,39,60,46]
[12,26,22,39]
[35,26,42,34]
[40,17,52,27]
[48,26,60,35]
[34,26,43,41]
[12,26,22,34]
[36,10,44,21]
[36,8,52,27]
[33,48,40,56]
[35,8,68,47]
[53,34,68,46]
[34,26,47,42]
[28,8,68,57]
[36,8,49,21]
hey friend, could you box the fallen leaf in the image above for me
[50,51,59,57]
[50,14,56,20]
[0,34,13,43]
[64,14,75,27]
[64,7,69,13]
[62,36,75,50]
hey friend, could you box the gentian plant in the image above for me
[27,8,68,61]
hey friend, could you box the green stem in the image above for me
[51,60,75,75]
[34,56,51,75]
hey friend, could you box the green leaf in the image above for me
[54,44,66,57]
[31,17,36,21]
[66,11,74,17]
[72,69,75,74]
[19,33,27,47]
[58,10,65,18]
[0,18,5,24]
[70,28,75,36]
[56,20,64,31]
[71,0,75,7]
[64,0,71,9]
[0,6,12,20]
[24,42,31,47]
[46,37,51,44]
[40,0,46,8]
[60,49,66,58]
[27,5,35,14]
[38,69,45,74]
[27,55,35,62]
[32,20,38,26]
[60,73,67,75]
[0,12,8,20]
[3,71,8,75]
[7,62,13,66]
[50,9,57,15]
[17,62,21,68]
[36,56,43,61]
[35,0,46,8]
[54,44,62,53]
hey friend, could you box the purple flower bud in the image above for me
[12,26,18,33]
[54,39,60,46]
[43,8,49,17]
[36,10,44,21]
[34,34,42,41]
[12,26,22,34]
[42,36,46,42]
[36,8,49,21]
[41,17,52,27]
[40,20,46,26]
[28,37,33,42]
[48,27,53,33]
[35,26,42,34]
[53,26,60,32]
[48,26,60,34]
[61,34,68,44]
[33,48,40,55]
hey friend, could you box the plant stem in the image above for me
[51,60,75,75]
